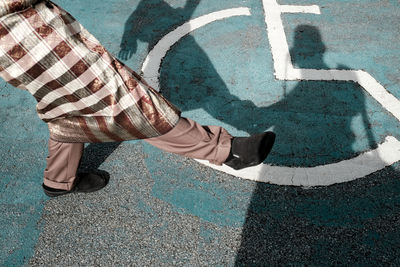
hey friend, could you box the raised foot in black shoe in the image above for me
[224,132,276,170]
[42,172,109,197]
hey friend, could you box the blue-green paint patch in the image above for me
[1,0,400,264]
[143,142,251,227]
[282,0,400,98]
[160,15,400,167]
[0,169,47,265]
[0,82,49,265]
[56,0,400,168]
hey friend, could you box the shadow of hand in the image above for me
[118,46,136,60]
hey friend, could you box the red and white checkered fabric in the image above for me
[0,0,180,142]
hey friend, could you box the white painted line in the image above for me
[259,0,400,185]
[142,4,400,186]
[142,7,251,91]
[286,69,400,121]
[262,0,400,122]
[356,71,400,121]
[280,5,321,14]
[262,0,292,80]
[196,136,400,186]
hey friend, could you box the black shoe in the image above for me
[224,132,276,170]
[42,172,109,197]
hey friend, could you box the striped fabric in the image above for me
[0,0,180,142]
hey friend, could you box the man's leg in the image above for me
[43,139,107,197]
[42,117,274,196]
[146,117,275,169]
[146,117,232,165]
[43,139,84,191]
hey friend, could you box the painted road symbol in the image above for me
[141,0,400,186]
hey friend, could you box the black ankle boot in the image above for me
[224,132,276,170]
[43,172,109,197]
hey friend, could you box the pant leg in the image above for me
[146,117,232,165]
[43,118,230,190]
[43,139,84,190]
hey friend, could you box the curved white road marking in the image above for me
[142,6,400,186]
[141,7,251,91]
[198,136,400,186]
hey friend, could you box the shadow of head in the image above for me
[291,25,327,69]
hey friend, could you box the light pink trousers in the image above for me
[43,117,232,190]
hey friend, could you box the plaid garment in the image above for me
[0,0,180,142]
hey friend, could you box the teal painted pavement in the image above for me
[1,0,400,265]
[0,84,49,265]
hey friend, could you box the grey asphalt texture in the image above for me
[29,143,243,266]
[28,142,400,266]
[1,0,400,265]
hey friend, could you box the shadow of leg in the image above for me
[78,142,122,179]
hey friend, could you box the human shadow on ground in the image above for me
[233,165,400,265]
[78,142,121,174]
[78,0,201,175]
[118,3,399,263]
[233,26,400,265]
[119,0,201,59]
[119,0,376,167]
[158,22,376,166]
